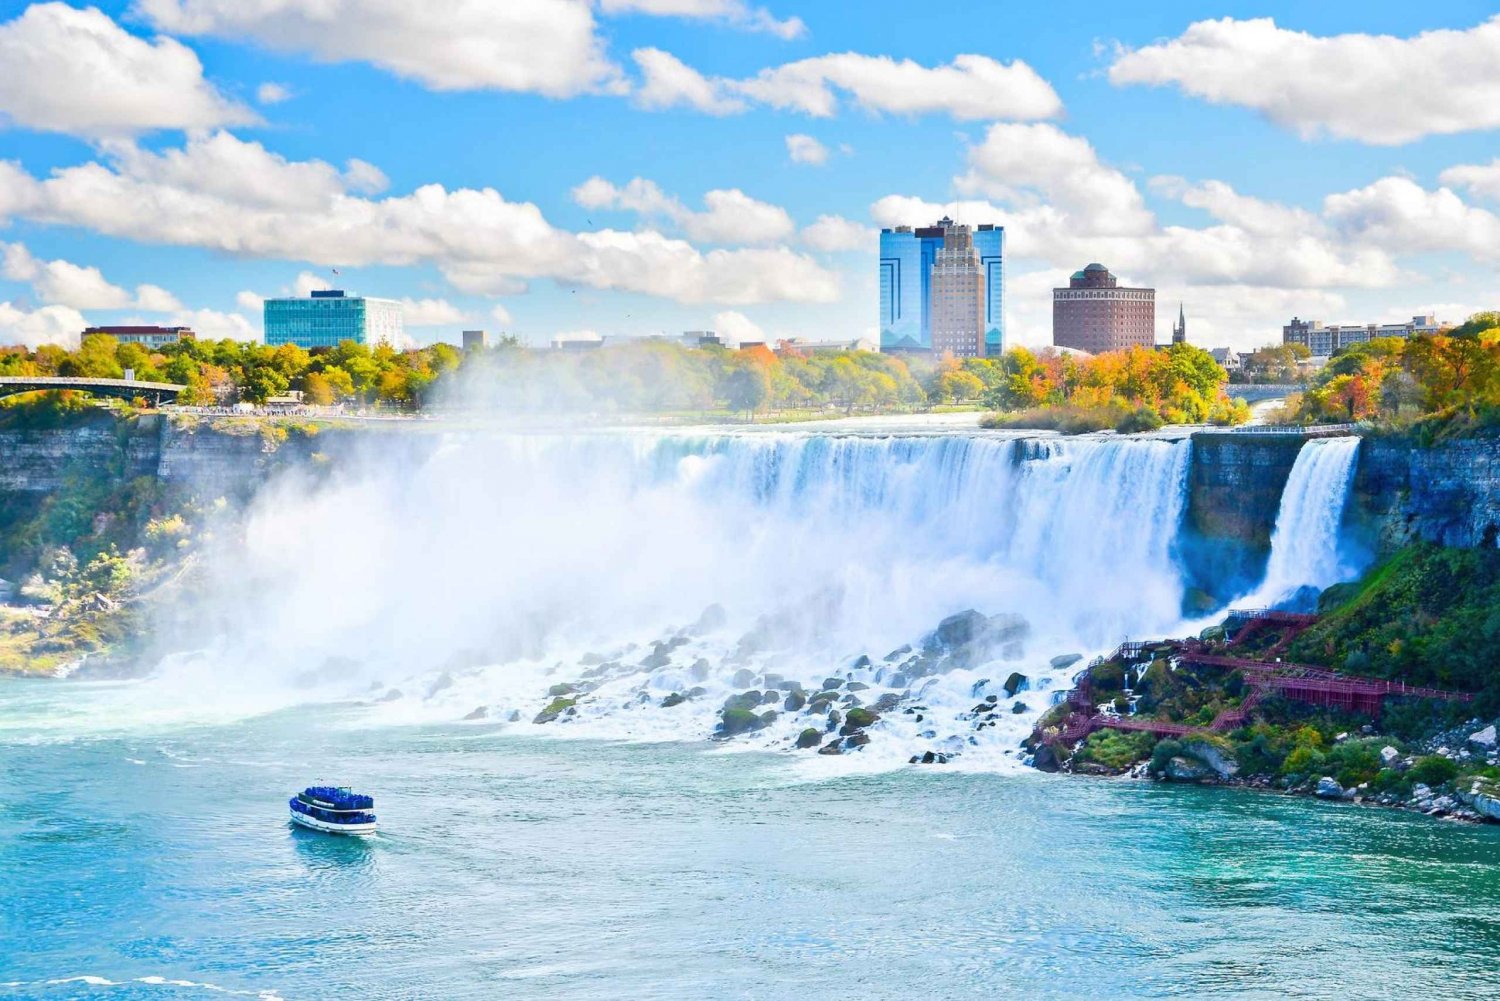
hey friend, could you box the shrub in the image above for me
[1407,755,1460,787]
[1149,738,1184,775]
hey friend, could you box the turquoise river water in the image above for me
[3,679,1499,1000]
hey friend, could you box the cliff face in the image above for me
[1354,434,1500,551]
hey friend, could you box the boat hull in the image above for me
[290,810,376,836]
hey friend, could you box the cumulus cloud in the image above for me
[0,241,184,311]
[1323,177,1500,262]
[236,290,265,311]
[400,297,469,326]
[1439,160,1500,203]
[1,132,837,306]
[800,214,873,252]
[710,309,766,344]
[161,307,256,341]
[572,176,796,245]
[490,303,513,326]
[632,48,1060,121]
[631,48,748,114]
[600,0,803,39]
[137,0,626,98]
[0,3,255,137]
[256,82,292,105]
[0,301,87,348]
[1107,16,1500,145]
[785,134,828,165]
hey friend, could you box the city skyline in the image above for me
[0,2,1497,354]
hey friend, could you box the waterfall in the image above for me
[1244,436,1362,609]
[135,427,1198,767]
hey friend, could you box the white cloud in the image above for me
[711,309,765,344]
[785,133,828,165]
[1107,16,1500,145]
[400,297,469,326]
[0,3,256,138]
[0,301,86,348]
[0,240,184,311]
[256,81,292,105]
[631,48,747,114]
[1439,160,1500,203]
[4,132,838,306]
[1324,176,1500,262]
[236,290,265,311]
[800,214,872,252]
[490,303,513,326]
[137,0,627,98]
[600,0,803,39]
[738,52,1063,120]
[571,176,796,244]
[632,48,1061,121]
[163,307,256,341]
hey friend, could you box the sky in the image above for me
[1,0,1499,353]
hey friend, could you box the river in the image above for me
[2,684,1499,1000]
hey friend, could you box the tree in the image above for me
[723,363,770,418]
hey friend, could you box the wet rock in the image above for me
[1049,653,1083,670]
[887,672,910,689]
[1032,743,1061,772]
[723,692,763,713]
[840,707,878,734]
[817,738,843,755]
[872,693,902,713]
[884,645,912,662]
[661,692,687,708]
[1011,701,1027,714]
[762,673,785,689]
[533,696,577,724]
[1164,757,1214,782]
[1315,776,1345,799]
[1380,745,1401,768]
[844,732,871,749]
[427,672,455,697]
[783,691,807,712]
[641,643,673,669]
[462,705,489,720]
[579,652,605,666]
[827,710,842,731]
[1002,672,1029,698]
[852,655,872,670]
[715,709,771,738]
[821,677,844,691]
[731,668,757,688]
[1181,739,1239,780]
[846,681,870,692]
[796,727,822,749]
[689,659,712,682]
[507,710,522,722]
[547,682,578,698]
[1469,724,1497,749]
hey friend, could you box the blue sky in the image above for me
[1,0,1499,351]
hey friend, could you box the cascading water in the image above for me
[1242,435,1363,609]
[97,427,1201,768]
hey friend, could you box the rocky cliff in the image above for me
[1353,432,1500,551]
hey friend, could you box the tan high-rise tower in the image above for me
[928,225,984,358]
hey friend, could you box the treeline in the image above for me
[1287,312,1500,430]
[978,343,1246,432]
[0,333,1246,425]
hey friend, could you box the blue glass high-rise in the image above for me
[879,219,1004,355]
[263,289,404,349]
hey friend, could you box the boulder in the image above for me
[841,707,878,733]
[427,672,455,697]
[1049,653,1083,670]
[844,732,871,749]
[689,659,712,682]
[884,645,912,662]
[722,692,763,713]
[795,727,822,749]
[1011,701,1027,714]
[1469,725,1497,749]
[462,705,489,721]
[1180,738,1239,780]
[716,709,770,738]
[1032,744,1061,772]
[1163,756,1214,782]
[851,655,872,670]
[872,693,902,713]
[693,603,728,634]
[1002,672,1029,698]
[730,668,757,688]
[661,692,687,708]
[1380,745,1401,768]
[1315,776,1345,799]
[783,691,807,712]
[845,681,870,692]
[533,696,577,724]
[640,643,673,669]
[547,682,578,698]
[817,738,843,755]
[821,677,844,691]
[507,710,522,722]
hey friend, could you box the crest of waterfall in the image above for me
[1243,436,1363,609]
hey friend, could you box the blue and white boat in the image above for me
[289,786,377,835]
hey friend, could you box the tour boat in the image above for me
[288,785,377,835]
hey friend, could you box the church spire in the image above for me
[1172,302,1187,345]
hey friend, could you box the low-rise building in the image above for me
[462,330,488,351]
[550,331,605,350]
[775,337,879,355]
[82,325,195,348]
[1208,347,1241,373]
[1283,314,1444,356]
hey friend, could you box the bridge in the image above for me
[0,376,185,406]
[1226,383,1304,403]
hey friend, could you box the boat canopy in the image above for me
[299,785,375,811]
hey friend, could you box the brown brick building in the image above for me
[1052,263,1155,353]
[928,225,985,358]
